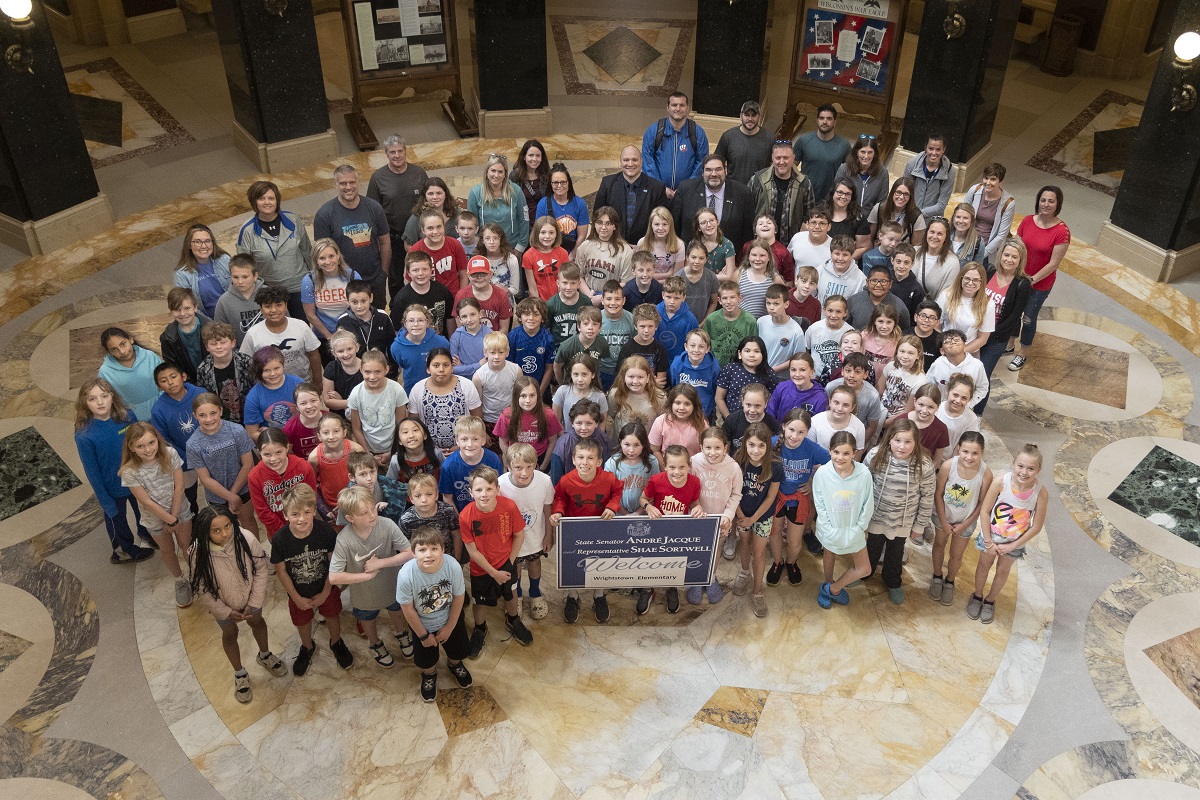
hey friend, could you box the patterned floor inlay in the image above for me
[1144,628,1200,712]
[550,16,694,96]
[0,427,81,522]
[1016,332,1130,409]
[1025,89,1144,197]
[64,58,195,168]
[1108,445,1200,545]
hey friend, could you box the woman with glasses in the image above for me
[1010,186,1069,372]
[833,134,890,217]
[915,217,959,301]
[937,263,995,357]
[975,238,1031,414]
[948,203,988,266]
[826,178,872,261]
[402,178,460,248]
[868,176,927,247]
[536,162,590,255]
[174,224,231,320]
[510,140,550,226]
[467,153,531,253]
[962,163,1016,265]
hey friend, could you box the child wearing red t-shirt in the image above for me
[460,465,533,659]
[410,208,469,294]
[637,444,705,616]
[548,438,623,624]
[522,217,570,301]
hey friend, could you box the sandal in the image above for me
[530,597,548,619]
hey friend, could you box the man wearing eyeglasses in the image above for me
[641,92,710,198]
[593,145,668,243]
[749,141,816,245]
[793,103,851,202]
[671,154,755,253]
[846,265,911,330]
[902,134,957,220]
[714,101,773,185]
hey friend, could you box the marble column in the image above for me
[210,0,336,173]
[1101,0,1200,281]
[891,0,1021,190]
[0,0,113,256]
[475,0,550,137]
[692,0,769,117]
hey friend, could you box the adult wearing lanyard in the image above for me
[467,154,530,254]
[1009,186,1069,372]
[367,134,428,298]
[833,134,890,219]
[237,180,313,322]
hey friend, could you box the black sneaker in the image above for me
[593,595,610,623]
[449,661,473,688]
[468,625,487,659]
[506,615,533,646]
[786,561,803,585]
[803,532,824,556]
[293,643,315,676]
[766,562,784,587]
[665,588,679,614]
[564,596,580,624]
[329,638,353,669]
[420,672,437,703]
[635,589,653,615]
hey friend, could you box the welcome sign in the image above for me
[556,516,722,589]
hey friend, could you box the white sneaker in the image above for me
[722,536,737,560]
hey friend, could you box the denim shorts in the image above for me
[351,600,403,621]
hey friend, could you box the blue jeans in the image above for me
[974,338,1008,416]
[1019,288,1052,348]
[104,495,150,556]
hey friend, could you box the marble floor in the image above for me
[2,12,1200,800]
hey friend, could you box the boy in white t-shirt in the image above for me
[240,284,322,381]
[926,329,989,409]
[498,443,555,621]
[786,207,833,276]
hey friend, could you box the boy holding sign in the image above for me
[549,439,624,625]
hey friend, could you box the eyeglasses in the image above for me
[962,276,982,284]
[191,238,213,245]
[551,180,568,187]
[916,312,939,321]
[867,278,890,285]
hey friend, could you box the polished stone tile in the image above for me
[693,685,768,738]
[0,426,81,522]
[1017,333,1130,409]
[1144,627,1200,711]
[435,686,509,737]
[0,628,33,674]
[1108,445,1200,545]
[68,313,172,391]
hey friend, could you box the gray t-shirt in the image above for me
[367,163,428,231]
[186,422,255,503]
[313,197,390,281]
[121,446,185,528]
[675,267,721,326]
[330,517,412,611]
[715,127,774,185]
[794,132,852,201]
[347,379,409,453]
[825,378,886,428]
[395,555,464,632]
[845,290,912,331]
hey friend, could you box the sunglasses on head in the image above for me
[858,134,877,141]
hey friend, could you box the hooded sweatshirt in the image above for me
[654,301,698,364]
[812,460,875,556]
[214,278,266,346]
[75,413,139,517]
[194,529,269,620]
[151,383,206,469]
[864,447,935,539]
[390,330,452,395]
[690,452,743,523]
[767,380,828,420]
[815,258,866,306]
[670,351,720,418]
[99,348,163,423]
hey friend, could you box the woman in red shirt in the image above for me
[1010,186,1069,371]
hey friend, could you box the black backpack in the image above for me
[654,117,698,154]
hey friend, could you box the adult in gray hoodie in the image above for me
[237,180,313,321]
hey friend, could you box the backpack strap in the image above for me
[686,119,698,154]
[654,118,668,152]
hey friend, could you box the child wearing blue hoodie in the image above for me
[448,297,489,378]
[98,327,162,423]
[75,378,156,563]
[669,329,720,421]
[655,276,698,364]
[390,303,451,396]
[150,363,205,515]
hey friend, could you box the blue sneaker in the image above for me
[817,582,833,609]
[831,585,850,605]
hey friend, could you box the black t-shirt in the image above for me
[829,213,870,240]
[618,338,671,377]
[739,458,783,517]
[391,282,456,338]
[269,520,338,598]
[260,217,282,238]
[722,411,782,453]
[323,360,364,405]
[213,362,243,422]
[905,328,943,372]
[891,274,926,318]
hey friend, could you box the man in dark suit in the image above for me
[592,145,668,244]
[671,154,755,254]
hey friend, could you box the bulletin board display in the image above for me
[788,0,908,125]
[340,0,459,103]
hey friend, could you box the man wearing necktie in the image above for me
[671,155,755,254]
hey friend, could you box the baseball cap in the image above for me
[741,100,761,115]
[467,255,491,274]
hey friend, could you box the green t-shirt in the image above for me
[546,293,593,350]
[554,333,612,374]
[701,309,759,367]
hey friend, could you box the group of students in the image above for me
[70,144,1055,706]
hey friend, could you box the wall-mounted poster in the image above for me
[795,7,894,96]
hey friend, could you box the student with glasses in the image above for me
[826,177,872,261]
[467,153,531,254]
[833,133,890,216]
[937,263,995,358]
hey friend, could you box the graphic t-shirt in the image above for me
[740,458,783,517]
[499,471,554,558]
[459,495,526,575]
[240,319,321,381]
[398,501,459,554]
[395,556,464,631]
[778,438,831,495]
[410,237,469,294]
[329,517,412,610]
[493,409,563,456]
[270,520,338,598]
[642,472,701,515]
[438,449,504,510]
[243,374,303,429]
[212,362,244,422]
